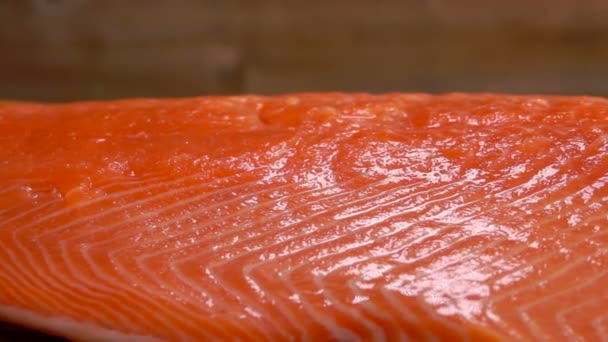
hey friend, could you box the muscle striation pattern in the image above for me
[0,93,607,341]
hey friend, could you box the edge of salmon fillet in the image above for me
[2,92,607,340]
[0,306,160,342]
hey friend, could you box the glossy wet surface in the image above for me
[0,93,607,340]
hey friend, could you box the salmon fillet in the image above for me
[0,93,607,341]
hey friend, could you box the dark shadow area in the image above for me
[0,321,68,342]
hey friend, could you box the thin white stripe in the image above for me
[592,315,608,341]
[556,294,608,340]
[215,180,463,340]
[35,172,252,239]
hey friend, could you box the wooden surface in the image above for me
[1,0,608,101]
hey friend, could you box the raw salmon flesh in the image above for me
[0,93,607,341]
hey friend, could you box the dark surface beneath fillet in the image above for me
[0,320,68,341]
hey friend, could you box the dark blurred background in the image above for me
[1,0,608,102]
